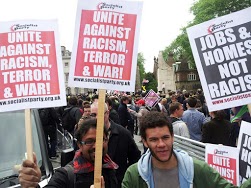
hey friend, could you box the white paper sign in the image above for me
[0,20,66,112]
[187,7,251,112]
[68,0,143,92]
[206,144,239,185]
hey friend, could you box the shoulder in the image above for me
[127,163,138,173]
[123,163,139,180]
[112,121,131,135]
[192,158,234,188]
[182,110,190,115]
[123,163,148,188]
[46,167,69,187]
[193,158,220,179]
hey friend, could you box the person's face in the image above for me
[77,128,108,163]
[143,126,174,165]
[84,107,91,117]
[91,106,98,117]
[176,105,184,117]
[91,106,110,129]
[123,99,129,104]
[103,110,110,129]
[171,95,177,102]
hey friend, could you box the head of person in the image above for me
[120,96,129,104]
[92,94,99,103]
[75,118,108,163]
[68,96,78,106]
[82,100,90,106]
[78,99,83,108]
[140,111,174,163]
[187,97,197,108]
[105,98,113,111]
[197,89,203,95]
[168,91,173,98]
[184,92,190,99]
[91,102,110,129]
[195,99,202,108]
[176,90,181,96]
[209,110,226,120]
[170,94,177,102]
[82,104,91,117]
[127,95,132,104]
[169,102,184,118]
[136,99,145,107]
[161,98,167,105]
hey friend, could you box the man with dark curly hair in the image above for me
[122,111,251,188]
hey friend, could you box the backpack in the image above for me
[62,107,78,132]
[38,108,50,126]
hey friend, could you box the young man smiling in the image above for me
[122,111,251,188]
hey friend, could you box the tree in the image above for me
[137,52,145,83]
[163,0,251,67]
[144,72,158,92]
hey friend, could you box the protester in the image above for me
[201,110,238,146]
[181,96,207,141]
[128,99,149,130]
[18,118,118,188]
[91,102,141,188]
[38,107,60,159]
[61,95,82,135]
[168,102,190,138]
[105,97,120,124]
[122,111,251,188]
[118,95,134,136]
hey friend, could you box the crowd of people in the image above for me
[18,88,251,188]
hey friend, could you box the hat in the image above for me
[136,99,145,105]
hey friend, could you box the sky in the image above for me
[0,0,195,72]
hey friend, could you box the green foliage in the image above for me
[137,52,145,83]
[191,0,251,24]
[144,72,157,92]
[162,0,251,67]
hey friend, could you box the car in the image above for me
[0,109,53,188]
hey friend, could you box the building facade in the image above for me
[154,51,176,93]
[174,58,201,91]
[155,51,201,93]
[61,46,88,95]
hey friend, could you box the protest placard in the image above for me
[0,20,66,112]
[206,144,239,185]
[237,121,251,184]
[68,0,143,92]
[144,89,160,110]
[187,7,251,112]
[69,1,143,187]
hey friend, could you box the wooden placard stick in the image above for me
[25,108,34,162]
[94,89,106,188]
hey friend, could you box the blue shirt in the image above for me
[181,108,207,141]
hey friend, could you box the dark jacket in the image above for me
[108,121,141,187]
[118,103,133,127]
[44,163,117,188]
[40,108,60,131]
[48,108,61,125]
[109,108,120,125]
[201,118,234,146]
